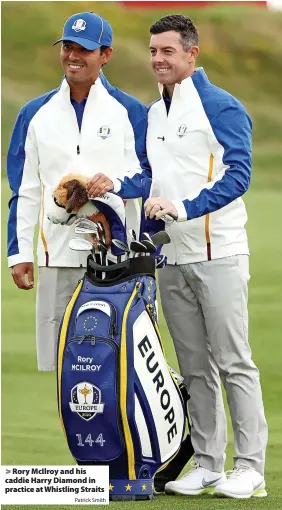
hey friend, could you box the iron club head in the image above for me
[69,237,93,252]
[151,231,171,246]
[130,240,148,257]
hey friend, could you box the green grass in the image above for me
[2,178,282,509]
[2,5,282,508]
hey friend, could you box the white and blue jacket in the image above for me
[7,75,150,267]
[114,68,251,263]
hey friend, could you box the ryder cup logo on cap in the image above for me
[53,12,112,50]
[72,19,86,32]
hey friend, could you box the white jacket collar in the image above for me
[58,76,104,102]
[158,67,207,100]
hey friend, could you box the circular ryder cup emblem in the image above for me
[177,124,188,138]
[97,126,111,139]
[72,19,86,32]
[69,382,104,421]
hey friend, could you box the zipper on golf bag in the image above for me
[60,335,124,463]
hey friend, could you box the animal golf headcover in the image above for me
[49,174,127,252]
[53,174,89,213]
[49,173,111,247]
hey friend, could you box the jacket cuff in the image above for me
[112,178,122,193]
[171,200,188,222]
[8,253,34,268]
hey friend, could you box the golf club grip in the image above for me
[161,213,177,223]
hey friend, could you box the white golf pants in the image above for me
[158,255,268,475]
[36,267,85,371]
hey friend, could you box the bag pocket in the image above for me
[74,299,117,339]
[60,336,123,463]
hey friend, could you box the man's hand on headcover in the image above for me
[87,173,114,198]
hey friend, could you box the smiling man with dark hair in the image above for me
[88,14,268,500]
[145,15,268,500]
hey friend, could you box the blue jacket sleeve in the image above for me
[7,108,41,265]
[7,110,28,258]
[174,103,252,221]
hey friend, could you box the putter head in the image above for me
[69,237,93,252]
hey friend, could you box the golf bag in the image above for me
[57,255,190,500]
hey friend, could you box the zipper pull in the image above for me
[111,323,117,338]
[90,335,96,345]
[77,145,80,155]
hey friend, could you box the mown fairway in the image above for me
[2,178,282,509]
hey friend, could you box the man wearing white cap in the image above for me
[7,12,150,371]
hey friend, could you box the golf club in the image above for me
[75,225,98,235]
[128,228,136,243]
[69,237,93,252]
[112,239,130,261]
[155,254,167,269]
[97,221,106,242]
[159,212,176,225]
[151,231,171,246]
[130,240,148,258]
[98,240,108,267]
[75,217,98,228]
[142,233,156,254]
[142,240,156,254]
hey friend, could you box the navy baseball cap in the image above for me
[53,12,112,50]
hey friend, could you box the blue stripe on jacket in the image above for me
[182,70,252,220]
[100,74,151,199]
[7,88,59,257]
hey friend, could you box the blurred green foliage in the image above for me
[2,1,282,188]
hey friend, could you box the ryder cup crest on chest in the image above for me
[97,125,111,139]
[177,124,188,138]
[72,18,86,32]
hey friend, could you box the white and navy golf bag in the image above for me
[57,190,191,500]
